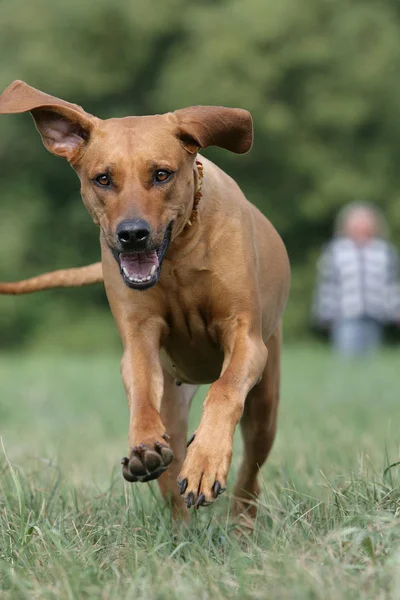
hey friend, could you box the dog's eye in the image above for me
[155,170,172,183]
[95,173,111,187]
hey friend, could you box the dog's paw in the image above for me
[121,439,173,483]
[177,433,231,509]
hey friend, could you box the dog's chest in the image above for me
[160,339,223,384]
[161,291,223,384]
[158,258,229,383]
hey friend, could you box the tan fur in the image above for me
[0,263,103,294]
[0,81,290,517]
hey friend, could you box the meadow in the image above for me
[0,345,399,599]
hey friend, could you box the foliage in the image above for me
[1,346,400,598]
[1,0,400,347]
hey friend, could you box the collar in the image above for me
[186,159,204,228]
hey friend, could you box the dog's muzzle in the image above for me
[112,223,172,291]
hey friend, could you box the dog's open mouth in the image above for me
[114,224,172,291]
[120,251,159,289]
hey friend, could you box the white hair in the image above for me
[334,201,389,238]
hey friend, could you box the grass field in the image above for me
[1,345,400,599]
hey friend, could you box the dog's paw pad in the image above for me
[154,441,173,465]
[143,450,162,472]
[121,440,174,483]
[129,455,148,476]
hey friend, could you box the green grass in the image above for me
[1,345,400,599]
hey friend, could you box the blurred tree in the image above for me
[1,0,400,349]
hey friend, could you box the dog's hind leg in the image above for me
[232,324,281,521]
[157,370,199,517]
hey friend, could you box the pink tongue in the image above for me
[120,252,159,279]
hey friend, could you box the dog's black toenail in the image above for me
[186,492,194,508]
[213,481,221,497]
[186,433,195,447]
[154,442,173,466]
[195,493,205,509]
[121,457,129,466]
[178,478,188,495]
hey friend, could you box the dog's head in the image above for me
[0,81,253,290]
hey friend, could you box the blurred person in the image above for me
[313,202,400,357]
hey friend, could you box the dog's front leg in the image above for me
[120,317,174,483]
[177,318,268,508]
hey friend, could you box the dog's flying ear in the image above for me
[174,106,253,155]
[0,80,94,162]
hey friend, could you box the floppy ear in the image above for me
[174,105,253,155]
[0,80,94,162]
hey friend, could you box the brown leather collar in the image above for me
[186,159,204,228]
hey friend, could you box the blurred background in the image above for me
[1,0,400,352]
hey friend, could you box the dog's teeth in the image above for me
[122,267,129,277]
[127,274,152,284]
[150,265,156,276]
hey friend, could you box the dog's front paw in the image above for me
[177,431,231,508]
[121,437,173,483]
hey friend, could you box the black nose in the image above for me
[116,219,151,251]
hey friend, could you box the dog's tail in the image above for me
[0,262,103,294]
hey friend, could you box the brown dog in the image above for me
[0,81,290,517]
